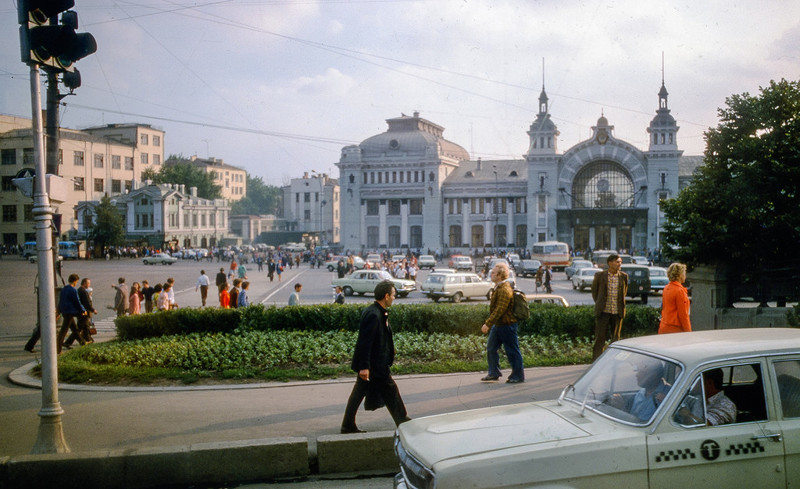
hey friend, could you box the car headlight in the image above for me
[395,435,435,489]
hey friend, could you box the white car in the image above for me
[395,328,800,489]
[527,293,569,307]
[417,254,436,269]
[142,252,177,265]
[572,267,601,291]
[421,272,493,303]
[331,269,416,297]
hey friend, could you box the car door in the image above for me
[770,357,800,486]
[648,360,786,488]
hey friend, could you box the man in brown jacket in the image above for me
[591,254,629,360]
[480,262,525,383]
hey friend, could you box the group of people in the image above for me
[213,268,251,308]
[113,276,178,316]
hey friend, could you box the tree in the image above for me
[231,174,282,215]
[90,195,125,255]
[660,78,800,284]
[144,159,222,199]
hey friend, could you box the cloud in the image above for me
[293,68,356,97]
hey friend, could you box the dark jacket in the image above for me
[59,284,85,315]
[78,286,94,314]
[591,270,629,317]
[351,302,394,377]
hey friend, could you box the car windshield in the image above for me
[425,274,446,284]
[376,271,393,280]
[564,348,682,425]
[650,268,667,277]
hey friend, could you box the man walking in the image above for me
[65,277,97,348]
[288,283,302,305]
[112,277,129,318]
[591,253,629,360]
[480,262,524,383]
[341,280,411,433]
[196,270,210,307]
[141,280,154,313]
[57,274,86,354]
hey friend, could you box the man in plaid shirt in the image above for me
[480,262,525,383]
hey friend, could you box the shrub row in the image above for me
[115,303,661,341]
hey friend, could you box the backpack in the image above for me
[510,288,530,322]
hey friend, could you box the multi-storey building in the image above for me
[337,83,703,253]
[281,172,340,245]
[75,183,230,249]
[0,116,164,245]
[166,156,247,202]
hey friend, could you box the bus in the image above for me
[58,241,79,259]
[531,241,571,271]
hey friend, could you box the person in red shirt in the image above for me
[658,263,691,334]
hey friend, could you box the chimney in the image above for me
[477,157,482,171]
[303,172,309,179]
[190,186,197,197]
[180,184,185,194]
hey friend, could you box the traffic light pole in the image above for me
[28,63,69,454]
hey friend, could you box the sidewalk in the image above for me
[0,321,588,486]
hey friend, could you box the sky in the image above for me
[1,0,799,187]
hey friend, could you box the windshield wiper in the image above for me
[557,384,575,405]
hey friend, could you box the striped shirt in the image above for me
[604,272,620,315]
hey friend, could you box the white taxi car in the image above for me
[421,272,493,303]
[331,269,416,298]
[395,328,800,488]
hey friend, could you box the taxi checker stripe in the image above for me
[654,449,696,462]
[725,441,765,456]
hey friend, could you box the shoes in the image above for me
[480,375,500,382]
[24,347,35,353]
[340,426,366,434]
[506,378,524,384]
[62,344,72,350]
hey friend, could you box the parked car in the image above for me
[417,254,436,269]
[365,253,382,268]
[28,254,63,264]
[632,255,650,265]
[391,254,407,263]
[448,255,473,271]
[394,328,800,489]
[331,269,416,297]
[324,255,366,272]
[142,253,177,265]
[649,266,669,293]
[564,259,594,280]
[421,272,493,303]
[514,259,542,278]
[527,294,569,307]
[593,251,633,270]
[621,263,651,303]
[506,253,520,266]
[572,267,601,291]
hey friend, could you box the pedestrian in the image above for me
[534,265,543,292]
[480,262,525,383]
[112,277,129,318]
[166,277,178,309]
[228,259,238,281]
[129,282,142,315]
[288,283,302,305]
[219,281,230,308]
[340,280,411,433]
[268,259,276,282]
[65,277,96,348]
[238,281,250,307]
[237,262,248,281]
[591,253,629,360]
[544,265,552,293]
[57,273,85,354]
[229,279,241,309]
[658,263,691,334]
[215,268,226,289]
[141,280,155,313]
[157,283,171,311]
[276,261,283,281]
[196,269,210,307]
[334,285,345,304]
[257,255,264,272]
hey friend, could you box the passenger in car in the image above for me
[703,368,737,425]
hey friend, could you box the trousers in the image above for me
[342,375,408,429]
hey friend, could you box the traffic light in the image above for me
[18,0,97,72]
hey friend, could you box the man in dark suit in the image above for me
[591,254,628,361]
[340,280,411,433]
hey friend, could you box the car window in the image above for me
[773,360,800,418]
[566,349,681,425]
[673,363,767,427]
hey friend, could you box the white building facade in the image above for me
[282,172,340,245]
[337,85,702,254]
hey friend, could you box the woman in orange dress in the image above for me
[658,263,691,334]
[219,281,230,308]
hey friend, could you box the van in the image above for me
[22,241,36,259]
[620,264,651,303]
[58,241,79,259]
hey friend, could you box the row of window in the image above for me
[2,204,34,222]
[364,199,424,216]
[361,223,529,249]
[446,197,529,215]
[139,133,161,147]
[296,191,339,203]
[1,148,33,166]
[76,151,160,168]
[363,170,434,185]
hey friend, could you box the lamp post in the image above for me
[320,199,327,245]
[493,165,498,251]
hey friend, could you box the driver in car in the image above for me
[609,358,670,421]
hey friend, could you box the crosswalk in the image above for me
[92,316,117,334]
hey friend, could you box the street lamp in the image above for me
[320,199,327,245]
[493,165,498,251]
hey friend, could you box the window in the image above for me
[516,225,527,248]
[304,210,311,221]
[93,154,103,168]
[112,155,121,169]
[2,176,14,191]
[74,177,85,191]
[367,226,379,248]
[571,161,634,209]
[124,156,134,170]
[449,226,462,247]
[1,149,15,165]
[23,204,33,222]
[152,135,161,146]
[3,233,18,246]
[153,154,161,165]
[471,225,484,247]
[366,200,379,216]
[22,148,33,165]
[111,179,121,193]
[388,226,400,248]
[388,200,401,215]
[94,178,104,192]
[304,192,310,203]
[141,153,148,165]
[140,134,149,145]
[773,360,800,418]
[410,226,422,248]
[409,199,423,215]
[125,180,132,192]
[74,151,84,166]
[2,205,17,222]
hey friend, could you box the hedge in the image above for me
[115,303,661,341]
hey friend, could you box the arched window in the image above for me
[449,225,462,247]
[410,226,422,248]
[571,161,634,209]
[471,225,485,247]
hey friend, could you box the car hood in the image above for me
[398,402,594,467]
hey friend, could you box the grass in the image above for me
[50,330,594,385]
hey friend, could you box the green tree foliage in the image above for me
[660,79,800,283]
[144,158,222,199]
[91,195,125,254]
[231,174,282,215]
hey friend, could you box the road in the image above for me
[0,255,662,337]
